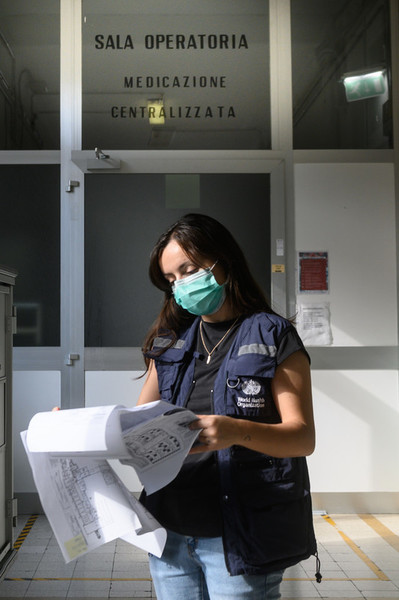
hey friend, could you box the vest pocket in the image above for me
[229,455,312,566]
[232,451,298,491]
[156,357,185,403]
[157,365,178,402]
[232,453,307,509]
[231,491,313,567]
[224,375,280,420]
[151,339,188,403]
[224,353,278,418]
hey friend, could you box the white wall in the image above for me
[13,371,61,493]
[85,371,144,492]
[308,370,399,492]
[294,163,397,346]
[295,163,399,494]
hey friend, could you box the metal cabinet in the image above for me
[0,266,17,576]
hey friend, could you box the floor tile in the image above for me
[68,580,112,592]
[0,580,30,597]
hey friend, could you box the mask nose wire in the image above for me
[172,260,218,286]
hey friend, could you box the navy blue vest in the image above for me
[149,312,317,575]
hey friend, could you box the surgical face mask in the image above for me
[172,262,226,316]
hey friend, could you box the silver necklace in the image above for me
[199,317,239,364]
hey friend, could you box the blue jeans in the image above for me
[149,530,284,600]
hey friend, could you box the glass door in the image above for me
[76,153,287,378]
[85,173,270,350]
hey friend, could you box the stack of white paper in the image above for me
[22,400,200,563]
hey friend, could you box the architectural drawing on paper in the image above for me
[123,427,182,469]
[51,458,116,541]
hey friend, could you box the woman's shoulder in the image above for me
[240,312,305,359]
[244,311,292,332]
[152,317,200,349]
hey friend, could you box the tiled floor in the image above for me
[0,513,398,599]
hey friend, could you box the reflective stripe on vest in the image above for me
[237,343,277,357]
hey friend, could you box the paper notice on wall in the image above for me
[296,302,333,346]
[298,251,329,293]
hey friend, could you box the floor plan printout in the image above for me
[21,401,200,562]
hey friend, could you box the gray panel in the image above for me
[0,293,5,378]
[16,490,399,516]
[85,347,145,371]
[84,345,399,371]
[312,492,399,514]
[0,445,5,555]
[308,346,399,370]
[13,347,63,371]
[0,381,4,447]
[14,492,44,515]
[0,268,16,574]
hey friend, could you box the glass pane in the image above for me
[291,0,392,149]
[85,174,270,347]
[0,0,60,150]
[82,0,270,150]
[0,165,60,346]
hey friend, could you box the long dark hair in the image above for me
[142,213,276,363]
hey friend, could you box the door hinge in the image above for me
[7,309,17,334]
[65,353,80,366]
[65,180,80,193]
[6,498,18,526]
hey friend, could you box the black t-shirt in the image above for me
[143,317,309,537]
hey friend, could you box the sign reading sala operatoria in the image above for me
[94,32,249,121]
[94,33,249,50]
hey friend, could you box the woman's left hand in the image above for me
[189,415,242,453]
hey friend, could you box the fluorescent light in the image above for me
[147,99,165,125]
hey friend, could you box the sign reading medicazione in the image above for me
[82,2,270,150]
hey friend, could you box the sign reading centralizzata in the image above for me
[82,3,269,150]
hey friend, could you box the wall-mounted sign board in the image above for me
[82,0,270,150]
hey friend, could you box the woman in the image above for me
[137,213,319,600]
